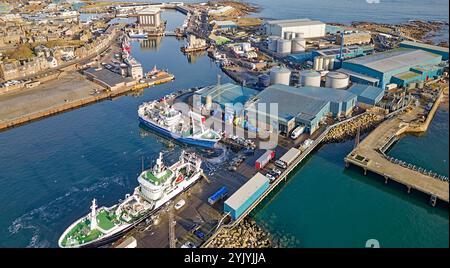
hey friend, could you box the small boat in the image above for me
[129,30,148,39]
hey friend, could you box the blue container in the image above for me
[208,186,229,205]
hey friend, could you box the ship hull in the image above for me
[138,116,218,148]
[128,34,148,39]
[59,172,203,248]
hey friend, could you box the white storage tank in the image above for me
[317,57,324,71]
[276,39,292,54]
[270,66,291,85]
[329,58,336,70]
[291,38,306,53]
[268,36,279,51]
[300,70,321,87]
[313,57,321,71]
[325,71,350,89]
[323,57,331,70]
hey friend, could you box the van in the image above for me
[290,125,305,139]
[275,159,287,169]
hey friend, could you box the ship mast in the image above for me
[90,199,98,230]
[154,152,165,174]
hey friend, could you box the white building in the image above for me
[125,57,143,80]
[265,18,326,39]
[138,7,161,27]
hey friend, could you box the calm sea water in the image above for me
[125,0,449,24]
[0,5,448,247]
[253,107,449,248]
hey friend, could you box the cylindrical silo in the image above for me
[276,39,292,54]
[323,57,331,70]
[270,66,291,85]
[329,58,336,70]
[318,57,324,71]
[325,71,350,89]
[291,37,306,53]
[258,74,271,87]
[313,57,321,71]
[268,36,279,51]
[300,70,321,87]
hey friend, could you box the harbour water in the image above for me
[0,3,448,247]
[253,106,449,248]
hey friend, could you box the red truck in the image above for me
[255,150,275,170]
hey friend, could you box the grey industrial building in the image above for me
[245,84,357,135]
[84,67,135,90]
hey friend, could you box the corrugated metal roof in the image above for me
[400,41,449,53]
[224,173,269,210]
[213,20,237,27]
[248,84,329,121]
[345,48,442,73]
[84,68,131,87]
[266,18,311,25]
[196,83,257,106]
[294,85,356,103]
[338,68,380,83]
[393,71,421,81]
[348,84,385,101]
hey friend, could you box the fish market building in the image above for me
[338,48,444,89]
[193,83,258,124]
[245,84,357,135]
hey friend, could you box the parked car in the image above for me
[271,168,282,177]
[266,173,276,182]
[181,241,196,248]
[174,199,185,210]
[194,230,205,239]
[228,165,237,171]
[275,160,287,169]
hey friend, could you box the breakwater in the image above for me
[323,112,385,143]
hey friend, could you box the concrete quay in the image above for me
[345,89,449,206]
[0,71,175,132]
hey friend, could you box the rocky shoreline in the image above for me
[324,112,385,143]
[208,218,296,248]
[352,20,449,47]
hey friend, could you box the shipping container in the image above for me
[208,186,229,205]
[224,173,270,220]
[279,147,301,167]
[255,150,275,170]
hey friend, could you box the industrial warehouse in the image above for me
[245,84,357,135]
[193,82,258,112]
[339,48,445,88]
